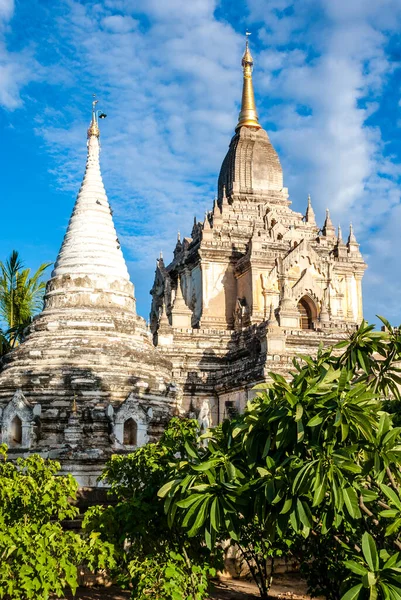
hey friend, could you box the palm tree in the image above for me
[0,251,51,353]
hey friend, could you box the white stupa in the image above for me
[0,100,176,485]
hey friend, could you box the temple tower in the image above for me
[0,102,176,485]
[150,38,367,423]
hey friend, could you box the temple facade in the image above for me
[150,40,367,424]
[0,105,176,485]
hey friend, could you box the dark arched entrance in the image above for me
[297,296,314,330]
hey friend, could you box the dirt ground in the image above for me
[65,574,311,599]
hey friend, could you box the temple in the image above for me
[150,39,367,423]
[0,42,367,483]
[0,101,176,485]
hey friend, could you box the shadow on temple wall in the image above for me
[182,324,267,424]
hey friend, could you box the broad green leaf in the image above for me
[380,509,399,518]
[362,532,379,572]
[362,571,377,588]
[158,479,176,498]
[280,498,292,514]
[176,494,203,509]
[191,459,221,472]
[385,518,401,537]
[184,440,199,459]
[295,404,303,422]
[343,560,368,576]
[343,487,361,519]
[297,420,305,443]
[341,583,363,600]
[307,414,323,427]
[381,484,401,511]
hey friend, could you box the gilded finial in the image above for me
[236,32,261,131]
[87,94,107,139]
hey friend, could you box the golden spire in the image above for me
[87,95,100,138]
[236,33,261,131]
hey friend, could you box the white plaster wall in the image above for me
[202,262,227,310]
[191,266,202,322]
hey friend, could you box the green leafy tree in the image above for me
[0,250,51,352]
[159,319,401,599]
[0,445,114,599]
[83,418,219,600]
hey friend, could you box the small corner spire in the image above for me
[236,32,261,131]
[322,208,336,238]
[348,222,357,244]
[305,193,316,225]
[337,224,343,242]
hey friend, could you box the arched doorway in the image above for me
[123,418,138,446]
[297,296,315,330]
[10,415,22,446]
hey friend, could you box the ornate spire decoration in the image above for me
[348,223,357,244]
[87,94,107,139]
[221,185,229,209]
[203,211,211,230]
[347,223,361,255]
[322,208,336,238]
[335,223,347,259]
[305,194,316,226]
[236,33,261,131]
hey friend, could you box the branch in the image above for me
[386,467,399,491]
[359,495,379,526]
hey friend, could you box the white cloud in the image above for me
[101,15,138,33]
[0,0,42,110]
[0,0,13,22]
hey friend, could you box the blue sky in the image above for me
[0,0,401,325]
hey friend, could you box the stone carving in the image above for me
[0,390,34,448]
[198,399,211,433]
[112,394,153,448]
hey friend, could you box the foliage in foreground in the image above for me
[83,418,219,600]
[0,250,50,355]
[158,318,401,599]
[0,445,114,600]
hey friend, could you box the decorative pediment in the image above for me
[291,268,324,304]
[2,389,33,422]
[111,393,153,448]
[1,390,36,448]
[282,239,325,277]
[114,394,153,425]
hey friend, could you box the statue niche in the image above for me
[10,415,22,446]
[123,418,138,446]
